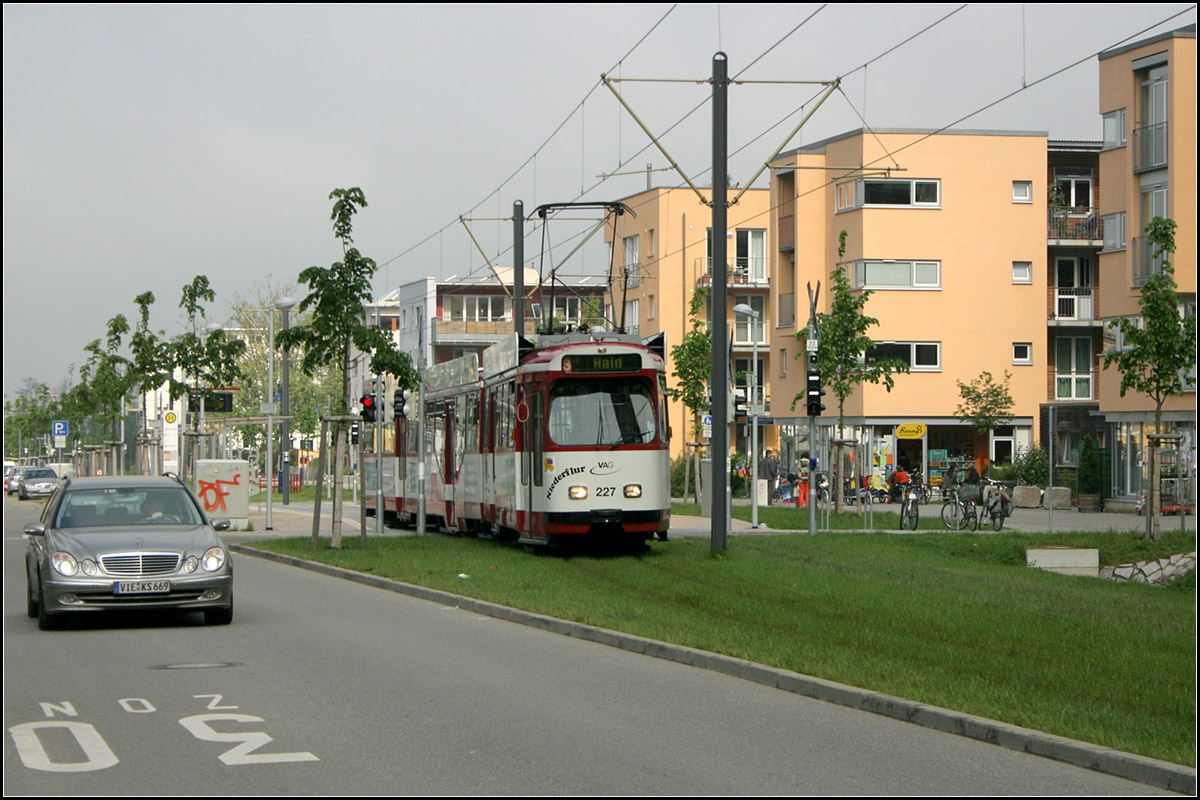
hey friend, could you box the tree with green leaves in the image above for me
[954,370,1014,471]
[1103,216,1196,540]
[666,287,712,502]
[797,233,908,511]
[277,188,416,547]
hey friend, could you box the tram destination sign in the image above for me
[562,353,641,373]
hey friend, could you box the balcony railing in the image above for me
[1053,288,1095,322]
[1133,121,1168,171]
[1047,207,1102,241]
[695,257,769,286]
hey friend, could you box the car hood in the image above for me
[46,525,224,558]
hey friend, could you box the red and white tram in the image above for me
[366,331,671,547]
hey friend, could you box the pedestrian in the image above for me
[796,452,811,508]
[760,449,780,504]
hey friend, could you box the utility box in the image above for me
[47,463,75,479]
[194,460,250,530]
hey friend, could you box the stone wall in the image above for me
[1100,551,1197,585]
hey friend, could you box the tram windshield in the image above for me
[548,378,657,447]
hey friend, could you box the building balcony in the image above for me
[1047,207,1103,243]
[1048,288,1100,325]
[1133,121,1168,172]
[695,257,769,288]
[432,317,537,343]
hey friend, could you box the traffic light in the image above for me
[350,422,360,444]
[733,387,748,418]
[806,369,826,417]
[360,393,377,422]
[379,388,393,423]
[395,388,412,419]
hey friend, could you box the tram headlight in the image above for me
[568,486,588,500]
[624,484,642,498]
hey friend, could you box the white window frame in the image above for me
[868,341,942,372]
[1012,261,1033,284]
[1012,180,1033,203]
[852,260,941,290]
[1102,108,1127,150]
[1012,343,1033,365]
[1102,212,1127,252]
[848,178,941,209]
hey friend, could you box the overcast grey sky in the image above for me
[4,3,1195,396]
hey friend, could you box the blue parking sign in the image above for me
[53,420,68,437]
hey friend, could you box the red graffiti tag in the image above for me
[197,473,241,513]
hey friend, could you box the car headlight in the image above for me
[568,486,588,500]
[51,552,79,577]
[201,547,226,572]
[80,559,100,577]
[624,484,643,498]
[183,556,199,573]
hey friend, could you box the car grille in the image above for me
[101,553,181,576]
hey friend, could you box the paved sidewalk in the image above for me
[240,497,1193,542]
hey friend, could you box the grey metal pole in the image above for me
[711,51,729,556]
[417,305,427,536]
[514,200,524,336]
[266,310,275,531]
[280,305,291,505]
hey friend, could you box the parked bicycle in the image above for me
[977,478,1013,531]
[898,482,921,530]
[940,481,977,530]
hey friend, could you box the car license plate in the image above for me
[115,580,170,595]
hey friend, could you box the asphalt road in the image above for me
[3,495,1184,794]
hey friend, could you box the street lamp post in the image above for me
[733,303,760,529]
[276,297,297,505]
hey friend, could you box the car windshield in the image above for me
[25,469,57,479]
[55,487,204,529]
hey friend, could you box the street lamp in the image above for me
[733,303,760,529]
[275,296,297,505]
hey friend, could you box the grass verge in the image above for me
[246,528,1196,767]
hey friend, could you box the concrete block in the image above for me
[1013,485,1042,508]
[1027,547,1100,577]
[1047,486,1072,509]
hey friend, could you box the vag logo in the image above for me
[590,462,618,475]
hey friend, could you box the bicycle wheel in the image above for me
[941,501,963,530]
[904,498,919,530]
[967,500,982,531]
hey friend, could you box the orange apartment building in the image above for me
[604,186,773,462]
[768,128,1051,486]
[1095,23,1196,507]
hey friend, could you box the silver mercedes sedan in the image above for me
[24,475,233,630]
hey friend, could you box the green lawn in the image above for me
[246,527,1196,767]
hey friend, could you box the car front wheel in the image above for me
[204,597,233,626]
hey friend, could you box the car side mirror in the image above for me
[23,522,46,536]
[210,518,231,531]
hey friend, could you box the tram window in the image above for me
[548,378,657,447]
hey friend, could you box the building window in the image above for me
[1012,343,1032,365]
[647,294,655,320]
[736,229,767,281]
[779,348,788,378]
[623,234,640,288]
[836,181,856,211]
[1012,261,1033,284]
[1052,167,1093,210]
[840,179,940,210]
[445,295,509,322]
[1102,212,1127,252]
[852,260,940,290]
[1102,108,1127,150]
[1055,336,1093,400]
[867,341,941,372]
[733,294,766,344]
[1012,180,1033,203]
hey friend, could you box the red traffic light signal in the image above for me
[360,394,377,422]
